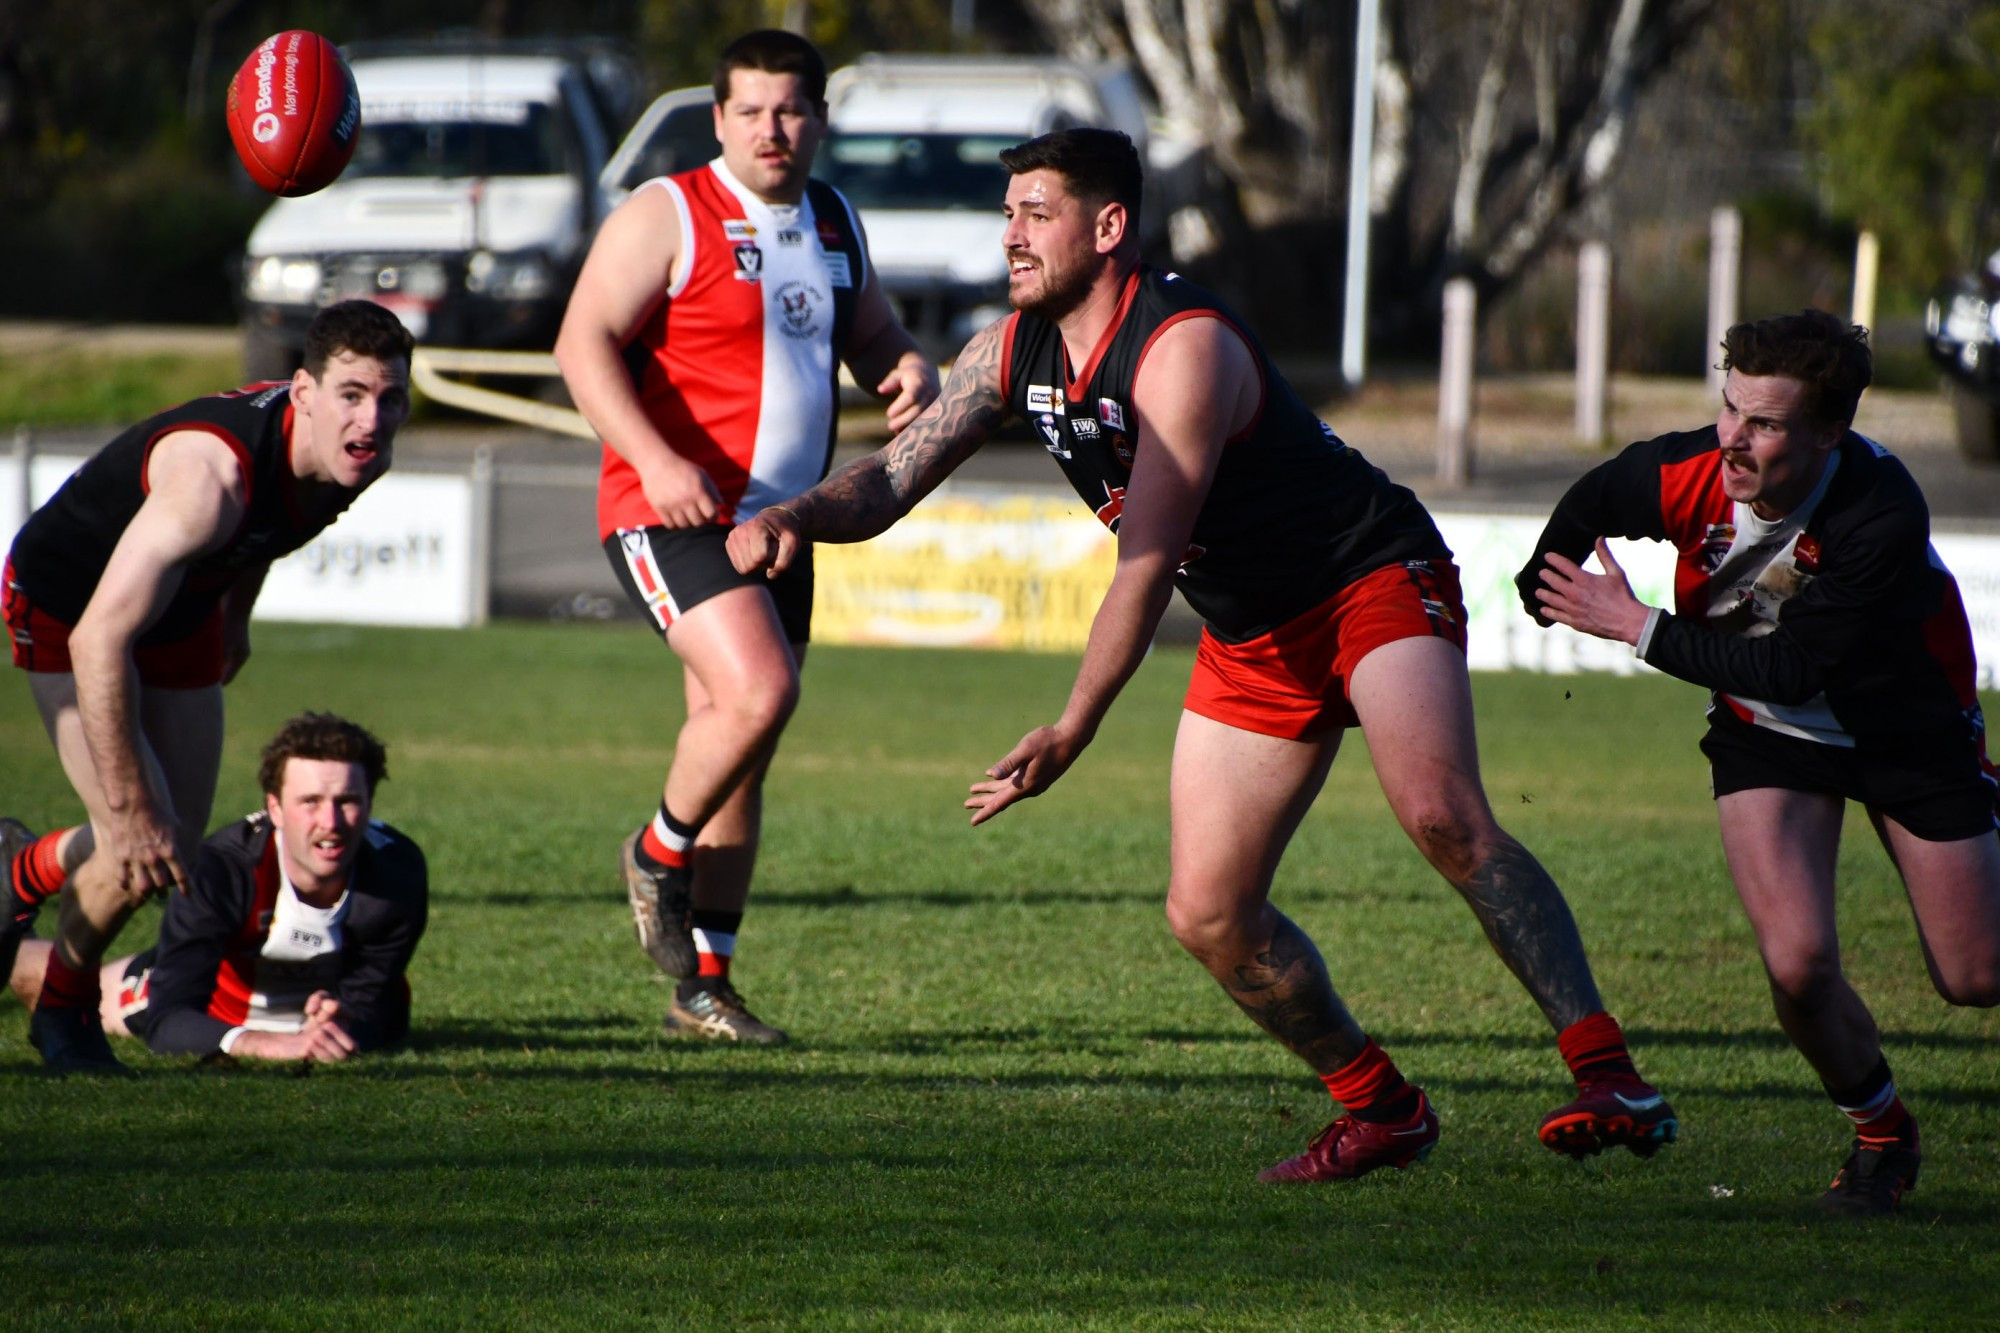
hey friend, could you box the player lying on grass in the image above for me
[1519,309,2000,1217]
[4,713,427,1065]
[0,301,412,1073]
[728,127,1676,1182]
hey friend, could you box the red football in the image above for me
[225,31,361,196]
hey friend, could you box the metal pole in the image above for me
[1340,0,1382,389]
[1851,230,1880,331]
[469,445,494,628]
[1438,277,1476,487]
[1576,241,1610,445]
[11,425,32,532]
[1706,206,1741,396]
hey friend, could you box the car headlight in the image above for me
[244,255,323,304]
[466,251,554,300]
[1944,291,1992,345]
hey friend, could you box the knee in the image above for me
[1762,944,1845,1010]
[1164,893,1260,967]
[1407,809,1495,887]
[720,669,800,737]
[1933,962,2000,1009]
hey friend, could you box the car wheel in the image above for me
[1951,382,2000,463]
[242,320,299,383]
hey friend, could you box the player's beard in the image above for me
[1008,249,1094,322]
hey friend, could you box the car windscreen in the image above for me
[612,101,717,192]
[348,100,568,178]
[817,133,1014,211]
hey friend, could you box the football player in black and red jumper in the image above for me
[1,301,412,1073]
[728,127,1677,1182]
[1521,309,2000,1216]
[6,713,426,1063]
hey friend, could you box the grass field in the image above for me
[3,623,1998,1329]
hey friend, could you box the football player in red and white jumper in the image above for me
[1522,309,2000,1215]
[555,30,936,1044]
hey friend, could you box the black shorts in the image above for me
[603,525,814,646]
[1700,704,2000,843]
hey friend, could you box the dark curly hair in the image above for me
[1720,310,1872,427]
[303,300,415,379]
[258,712,389,797]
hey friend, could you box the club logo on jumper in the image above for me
[1792,533,1822,574]
[1095,482,1126,531]
[1698,522,1736,574]
[732,242,763,282]
[1098,398,1125,431]
[775,280,826,339]
[723,219,758,241]
[775,228,803,246]
[1111,433,1133,465]
[1072,416,1100,441]
[1038,416,1070,459]
[1026,384,1063,414]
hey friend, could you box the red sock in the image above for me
[1321,1039,1419,1123]
[1831,1059,1913,1140]
[1558,1011,1642,1086]
[691,909,739,980]
[38,950,99,1011]
[637,804,695,872]
[10,828,72,910]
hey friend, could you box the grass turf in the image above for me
[2,622,1997,1329]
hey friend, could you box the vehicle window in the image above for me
[615,103,717,190]
[348,101,568,178]
[818,133,1015,212]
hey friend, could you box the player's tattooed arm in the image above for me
[787,319,1011,543]
[1222,912,1370,1073]
[1449,837,1604,1029]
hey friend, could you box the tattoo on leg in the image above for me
[1221,911,1369,1074]
[1449,833,1603,1029]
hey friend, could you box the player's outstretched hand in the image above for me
[727,507,804,577]
[878,356,940,436]
[1536,538,1650,645]
[640,455,722,528]
[966,724,1081,826]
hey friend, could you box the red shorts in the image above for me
[4,559,226,689]
[1184,559,1468,740]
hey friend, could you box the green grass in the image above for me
[3,624,1997,1329]
[0,344,244,428]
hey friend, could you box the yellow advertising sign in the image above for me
[812,485,1115,652]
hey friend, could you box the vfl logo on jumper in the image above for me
[1038,416,1069,458]
[732,243,764,282]
[1698,522,1736,574]
[1098,398,1125,431]
[775,281,826,339]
